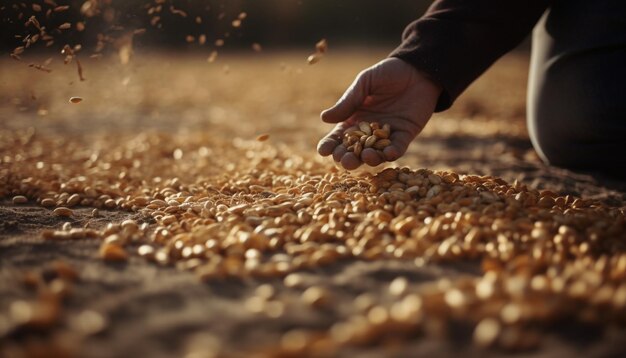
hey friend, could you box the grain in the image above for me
[12,195,28,204]
[302,286,329,308]
[342,122,392,159]
[99,243,128,261]
[307,39,328,65]
[256,133,270,142]
[69,97,83,104]
[1,45,625,355]
[53,207,73,217]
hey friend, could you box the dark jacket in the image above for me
[390,0,550,112]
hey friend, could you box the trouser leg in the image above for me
[527,1,626,176]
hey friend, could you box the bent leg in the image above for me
[527,1,626,176]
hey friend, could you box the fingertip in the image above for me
[361,148,384,167]
[332,145,347,162]
[383,145,402,161]
[341,152,362,170]
[320,108,342,123]
[317,138,338,156]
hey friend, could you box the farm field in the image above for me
[1,50,626,357]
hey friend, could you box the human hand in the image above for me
[317,58,442,170]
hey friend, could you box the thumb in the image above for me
[320,70,369,123]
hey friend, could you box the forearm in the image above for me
[390,0,550,112]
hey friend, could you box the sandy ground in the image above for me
[1,50,625,357]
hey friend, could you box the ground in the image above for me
[1,50,625,357]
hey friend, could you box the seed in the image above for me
[67,193,81,207]
[474,318,500,347]
[373,139,391,150]
[41,198,55,207]
[138,245,155,258]
[12,195,28,204]
[58,23,71,30]
[302,286,329,308]
[121,219,138,233]
[373,129,389,139]
[358,122,372,136]
[307,53,322,65]
[100,243,128,261]
[364,135,377,148]
[315,38,327,53]
[207,51,218,63]
[69,97,83,104]
[70,310,108,335]
[53,207,73,217]
[389,276,408,296]
[256,133,270,142]
[51,260,79,281]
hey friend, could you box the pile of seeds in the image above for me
[342,121,392,157]
[1,126,626,356]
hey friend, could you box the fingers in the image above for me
[317,121,355,157]
[340,152,362,170]
[383,130,414,161]
[332,145,347,162]
[361,148,384,167]
[320,71,369,123]
[317,136,340,157]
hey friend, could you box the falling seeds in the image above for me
[69,97,83,104]
[252,43,262,52]
[307,39,328,65]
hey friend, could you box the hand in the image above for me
[317,57,442,170]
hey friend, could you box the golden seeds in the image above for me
[69,97,83,104]
[342,122,392,158]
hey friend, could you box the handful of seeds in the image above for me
[342,122,392,158]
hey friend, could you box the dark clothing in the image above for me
[528,2,626,175]
[391,0,626,175]
[390,0,550,112]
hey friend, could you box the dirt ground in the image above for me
[1,50,625,357]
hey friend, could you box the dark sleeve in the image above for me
[390,0,550,112]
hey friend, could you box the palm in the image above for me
[317,58,441,170]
